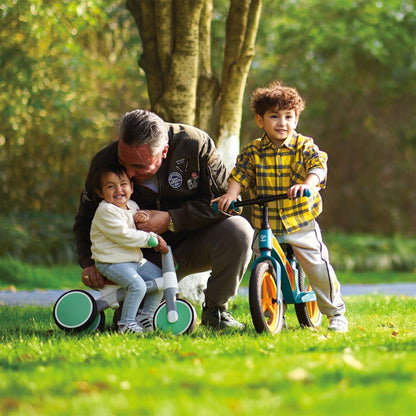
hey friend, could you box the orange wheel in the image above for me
[249,261,284,334]
[295,265,322,328]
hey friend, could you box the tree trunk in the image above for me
[126,0,204,124]
[217,0,262,169]
[126,0,262,163]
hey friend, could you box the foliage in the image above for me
[0,212,76,264]
[0,296,416,415]
[0,0,147,214]
[326,233,416,272]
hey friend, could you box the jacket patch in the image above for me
[175,158,189,174]
[187,172,199,190]
[81,188,92,203]
[168,171,183,189]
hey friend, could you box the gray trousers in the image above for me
[141,216,254,310]
[254,220,346,318]
[173,216,254,309]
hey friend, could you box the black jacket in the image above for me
[74,123,231,268]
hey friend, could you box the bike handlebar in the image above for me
[212,188,312,213]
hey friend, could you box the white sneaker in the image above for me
[328,315,348,332]
[119,321,145,335]
[135,311,154,333]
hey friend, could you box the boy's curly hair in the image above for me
[250,81,305,116]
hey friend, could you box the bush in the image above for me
[325,233,416,272]
[0,212,77,265]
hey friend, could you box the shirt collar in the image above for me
[260,132,298,150]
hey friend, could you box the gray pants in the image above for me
[254,220,345,318]
[140,216,253,309]
[173,216,254,309]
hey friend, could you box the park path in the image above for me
[1,283,416,306]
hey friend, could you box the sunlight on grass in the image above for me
[1,296,415,415]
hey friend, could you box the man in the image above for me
[74,109,254,329]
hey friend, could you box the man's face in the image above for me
[118,141,168,184]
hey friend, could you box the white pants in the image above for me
[254,220,346,318]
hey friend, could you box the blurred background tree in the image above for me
[0,0,415,236]
[0,0,147,213]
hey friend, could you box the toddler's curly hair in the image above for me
[250,81,305,116]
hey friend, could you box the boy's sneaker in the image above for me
[118,321,145,335]
[135,311,154,333]
[328,315,348,332]
[201,304,245,330]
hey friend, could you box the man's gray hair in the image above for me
[119,109,169,156]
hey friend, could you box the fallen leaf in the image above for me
[342,354,364,370]
[287,367,313,382]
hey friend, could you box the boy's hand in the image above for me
[287,184,310,200]
[211,193,238,213]
[135,210,150,224]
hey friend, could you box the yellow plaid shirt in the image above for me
[230,132,328,235]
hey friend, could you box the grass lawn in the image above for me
[1,295,415,416]
[1,259,415,291]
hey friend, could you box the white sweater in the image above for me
[91,200,154,264]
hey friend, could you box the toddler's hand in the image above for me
[135,210,150,224]
[154,235,168,254]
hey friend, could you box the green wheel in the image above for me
[153,298,197,335]
[53,290,97,332]
[85,311,106,332]
[249,260,284,334]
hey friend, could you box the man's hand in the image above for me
[135,210,170,234]
[81,265,105,289]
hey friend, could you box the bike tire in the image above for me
[53,290,97,332]
[294,265,322,328]
[153,298,197,335]
[85,310,106,332]
[249,260,284,334]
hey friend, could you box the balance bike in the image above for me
[214,190,322,334]
[53,246,197,335]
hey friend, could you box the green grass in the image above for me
[241,268,416,287]
[1,295,415,415]
[337,270,416,284]
[1,258,415,291]
[0,258,83,291]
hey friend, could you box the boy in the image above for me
[214,81,347,332]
